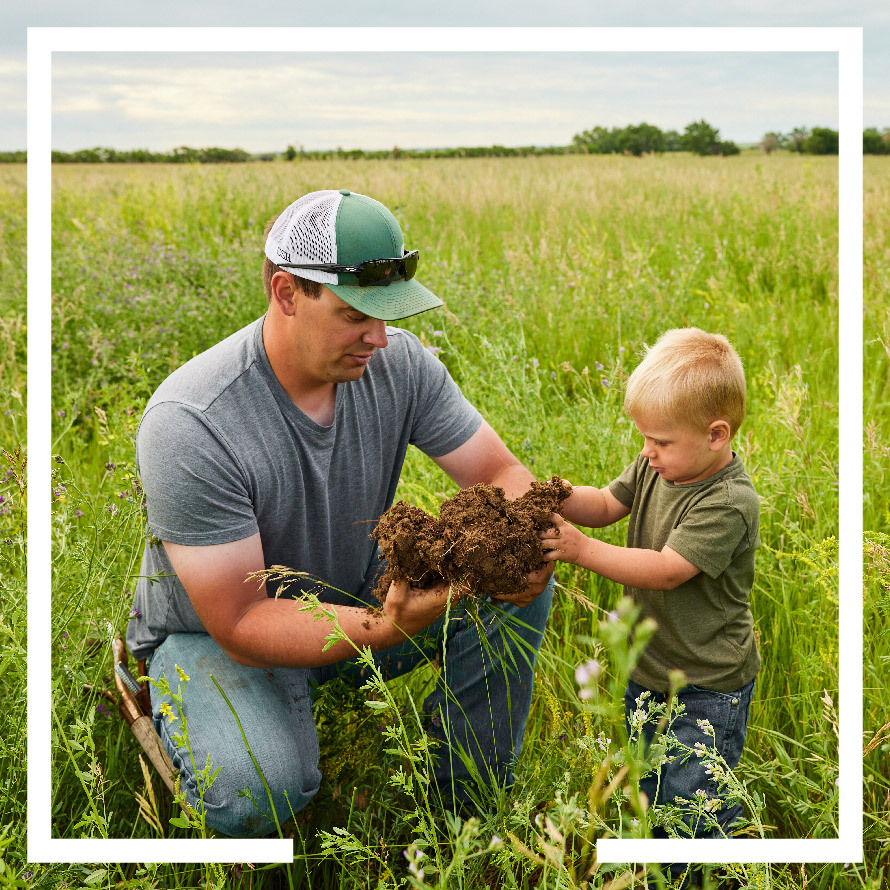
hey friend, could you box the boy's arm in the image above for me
[560,484,631,528]
[540,514,700,591]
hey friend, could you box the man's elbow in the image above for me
[224,646,265,667]
[214,633,264,667]
[212,616,268,667]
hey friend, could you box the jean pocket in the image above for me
[686,682,751,705]
[683,682,753,767]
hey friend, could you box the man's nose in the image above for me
[363,319,388,349]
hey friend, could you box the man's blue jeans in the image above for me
[148,576,554,838]
[625,677,756,840]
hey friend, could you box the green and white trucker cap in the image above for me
[265,189,443,321]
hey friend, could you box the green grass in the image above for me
[0,153,886,887]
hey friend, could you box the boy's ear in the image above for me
[708,420,732,450]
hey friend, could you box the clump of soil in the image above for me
[371,476,572,602]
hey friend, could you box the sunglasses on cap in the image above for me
[279,250,419,288]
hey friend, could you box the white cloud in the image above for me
[0,2,885,150]
[48,51,840,151]
[0,59,26,77]
[864,95,890,126]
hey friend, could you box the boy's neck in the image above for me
[676,447,734,485]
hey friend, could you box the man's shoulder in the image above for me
[145,317,264,414]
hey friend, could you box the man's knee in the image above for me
[192,748,322,838]
[147,634,322,837]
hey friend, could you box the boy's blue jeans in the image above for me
[148,576,554,838]
[625,677,756,842]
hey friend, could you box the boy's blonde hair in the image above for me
[624,328,746,435]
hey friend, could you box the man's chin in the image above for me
[333,364,370,383]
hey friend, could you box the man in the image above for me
[127,188,554,838]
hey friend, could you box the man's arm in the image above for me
[163,533,451,669]
[540,515,700,591]
[432,419,534,496]
[432,420,552,605]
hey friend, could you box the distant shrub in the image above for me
[802,127,839,155]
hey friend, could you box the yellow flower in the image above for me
[159,701,178,723]
[175,664,190,683]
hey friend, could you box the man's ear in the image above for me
[708,419,732,450]
[270,270,297,316]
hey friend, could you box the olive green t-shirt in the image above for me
[608,453,761,693]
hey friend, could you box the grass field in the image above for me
[0,152,887,887]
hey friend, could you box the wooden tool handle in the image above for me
[131,715,179,797]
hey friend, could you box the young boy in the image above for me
[541,327,760,851]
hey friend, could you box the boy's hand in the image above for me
[540,513,590,567]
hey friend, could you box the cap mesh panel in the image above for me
[266,190,340,285]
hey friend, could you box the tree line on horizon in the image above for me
[571,119,741,156]
[4,119,886,164]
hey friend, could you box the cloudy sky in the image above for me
[3,2,888,152]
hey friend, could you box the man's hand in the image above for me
[539,513,590,567]
[381,578,454,639]
[490,562,554,608]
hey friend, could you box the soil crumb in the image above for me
[371,476,572,602]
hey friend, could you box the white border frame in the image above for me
[28,26,862,866]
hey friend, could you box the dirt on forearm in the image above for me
[370,476,572,602]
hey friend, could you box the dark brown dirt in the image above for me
[371,476,572,602]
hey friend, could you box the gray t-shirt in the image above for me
[127,315,482,659]
[608,453,761,693]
